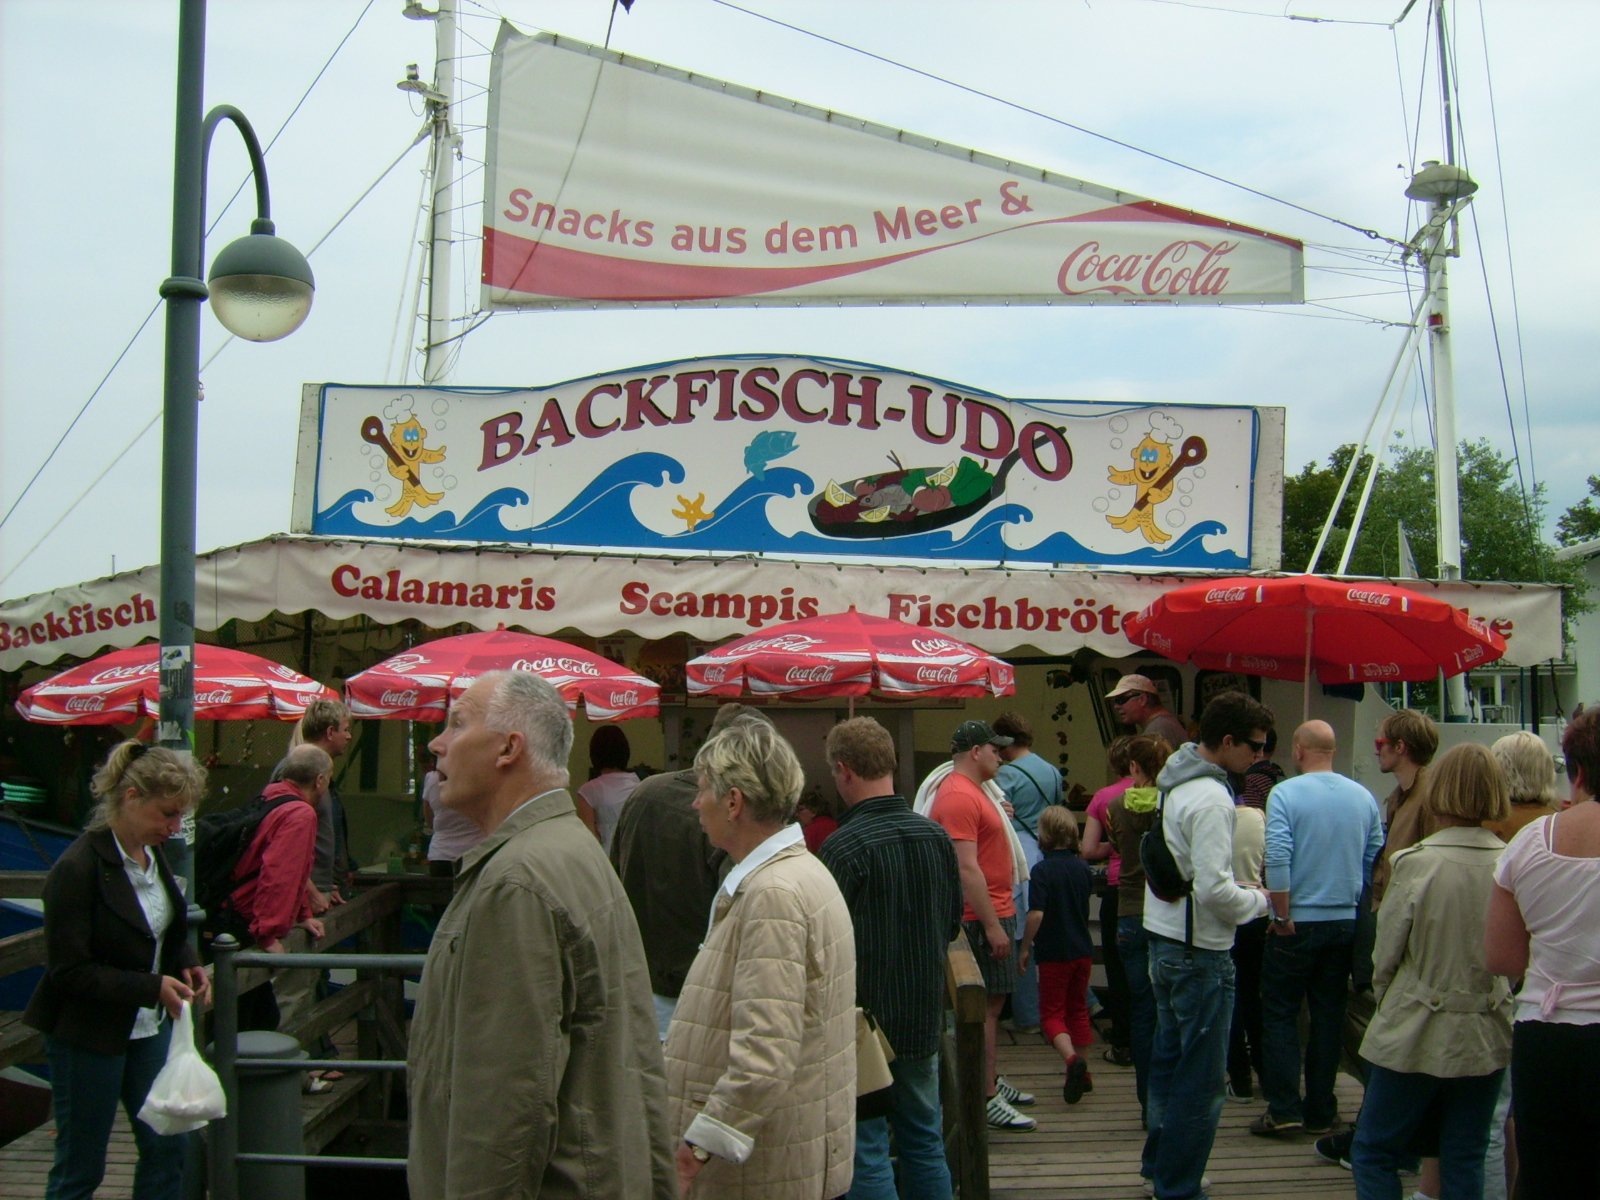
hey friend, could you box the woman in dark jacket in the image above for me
[24,740,210,1199]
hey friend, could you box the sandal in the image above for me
[303,1075,334,1095]
[319,1070,346,1082]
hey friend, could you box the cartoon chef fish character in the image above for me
[1106,434,1176,544]
[383,417,447,518]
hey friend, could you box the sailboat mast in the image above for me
[423,0,457,385]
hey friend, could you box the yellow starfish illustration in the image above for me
[672,492,714,532]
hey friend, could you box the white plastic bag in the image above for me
[137,1000,227,1136]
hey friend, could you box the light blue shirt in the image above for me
[996,751,1062,838]
[1263,771,1384,922]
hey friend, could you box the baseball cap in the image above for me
[1106,673,1160,701]
[951,719,1013,752]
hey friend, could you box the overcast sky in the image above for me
[3,0,1595,602]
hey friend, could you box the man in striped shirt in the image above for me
[820,717,963,1199]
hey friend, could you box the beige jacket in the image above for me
[407,790,676,1199]
[664,841,856,1199]
[1359,826,1512,1078]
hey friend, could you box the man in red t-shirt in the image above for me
[929,719,1037,1132]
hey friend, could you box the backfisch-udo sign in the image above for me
[293,355,1283,571]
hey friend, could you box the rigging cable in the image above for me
[0,0,379,542]
[706,0,1410,253]
[0,134,427,590]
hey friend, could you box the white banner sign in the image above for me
[0,536,1562,675]
[294,357,1275,572]
[481,28,1305,309]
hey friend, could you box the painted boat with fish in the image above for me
[807,449,1024,539]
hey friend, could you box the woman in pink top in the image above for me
[1485,708,1600,1199]
[1081,736,1134,1065]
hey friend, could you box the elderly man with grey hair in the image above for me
[407,670,676,1199]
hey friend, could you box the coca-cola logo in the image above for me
[916,666,961,684]
[381,653,430,675]
[910,637,966,656]
[65,695,107,712]
[1148,633,1174,654]
[269,665,302,681]
[514,656,600,677]
[1459,644,1486,665]
[702,666,728,684]
[1057,239,1238,299]
[1204,587,1250,605]
[784,665,835,683]
[1345,589,1393,608]
[1359,662,1402,679]
[194,688,234,705]
[381,689,420,706]
[1240,655,1280,672]
[724,634,823,657]
[609,689,639,707]
[90,663,159,684]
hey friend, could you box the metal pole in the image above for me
[423,0,458,384]
[210,933,241,1200]
[158,0,208,892]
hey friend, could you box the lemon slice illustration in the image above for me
[824,480,854,506]
[859,506,892,523]
[926,462,958,487]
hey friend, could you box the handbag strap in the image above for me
[1156,789,1194,949]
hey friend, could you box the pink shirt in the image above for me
[1087,778,1132,888]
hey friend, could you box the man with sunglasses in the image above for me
[1107,674,1191,751]
[1249,721,1383,1140]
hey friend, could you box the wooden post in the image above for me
[944,934,989,1199]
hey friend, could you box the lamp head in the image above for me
[1405,160,1479,206]
[207,218,314,342]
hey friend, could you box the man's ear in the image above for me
[497,730,525,768]
[725,786,746,820]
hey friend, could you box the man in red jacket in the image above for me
[227,744,330,1029]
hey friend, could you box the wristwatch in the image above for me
[1271,913,1291,926]
[686,1142,712,1164]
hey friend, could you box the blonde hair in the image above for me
[1037,805,1080,852]
[1426,742,1510,824]
[1491,731,1559,805]
[88,741,206,831]
[694,717,802,825]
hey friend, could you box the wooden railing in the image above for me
[944,932,990,1199]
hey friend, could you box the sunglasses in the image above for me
[1374,738,1392,753]
[1243,738,1268,754]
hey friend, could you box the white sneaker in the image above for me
[994,1074,1035,1106]
[985,1093,1037,1131]
[1144,1176,1210,1196]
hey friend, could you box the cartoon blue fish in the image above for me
[744,430,798,479]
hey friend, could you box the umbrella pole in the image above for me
[1303,609,1314,723]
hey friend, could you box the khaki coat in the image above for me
[664,840,856,1199]
[407,790,676,1199]
[1360,825,1513,1078]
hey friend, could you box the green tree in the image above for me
[1556,474,1600,546]
[1282,437,1586,604]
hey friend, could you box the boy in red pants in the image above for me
[1020,806,1097,1103]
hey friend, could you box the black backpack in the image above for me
[194,792,297,917]
[1139,791,1193,904]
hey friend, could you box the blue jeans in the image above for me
[1118,915,1156,1117]
[46,1024,188,1200]
[848,1052,951,1200]
[1142,936,1234,1200]
[1260,918,1355,1128]
[1009,831,1043,1030]
[1351,1063,1502,1200]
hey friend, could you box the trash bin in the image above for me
[222,1030,308,1200]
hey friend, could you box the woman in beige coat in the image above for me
[1350,742,1513,1199]
[664,716,857,1199]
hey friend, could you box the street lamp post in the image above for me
[159,0,313,884]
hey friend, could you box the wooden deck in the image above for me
[988,1028,1363,1198]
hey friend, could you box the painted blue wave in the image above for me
[312,453,1242,569]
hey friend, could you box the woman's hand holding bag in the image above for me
[137,1001,227,1136]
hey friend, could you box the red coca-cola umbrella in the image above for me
[344,628,659,722]
[16,643,338,725]
[686,610,1015,706]
[1121,574,1506,717]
